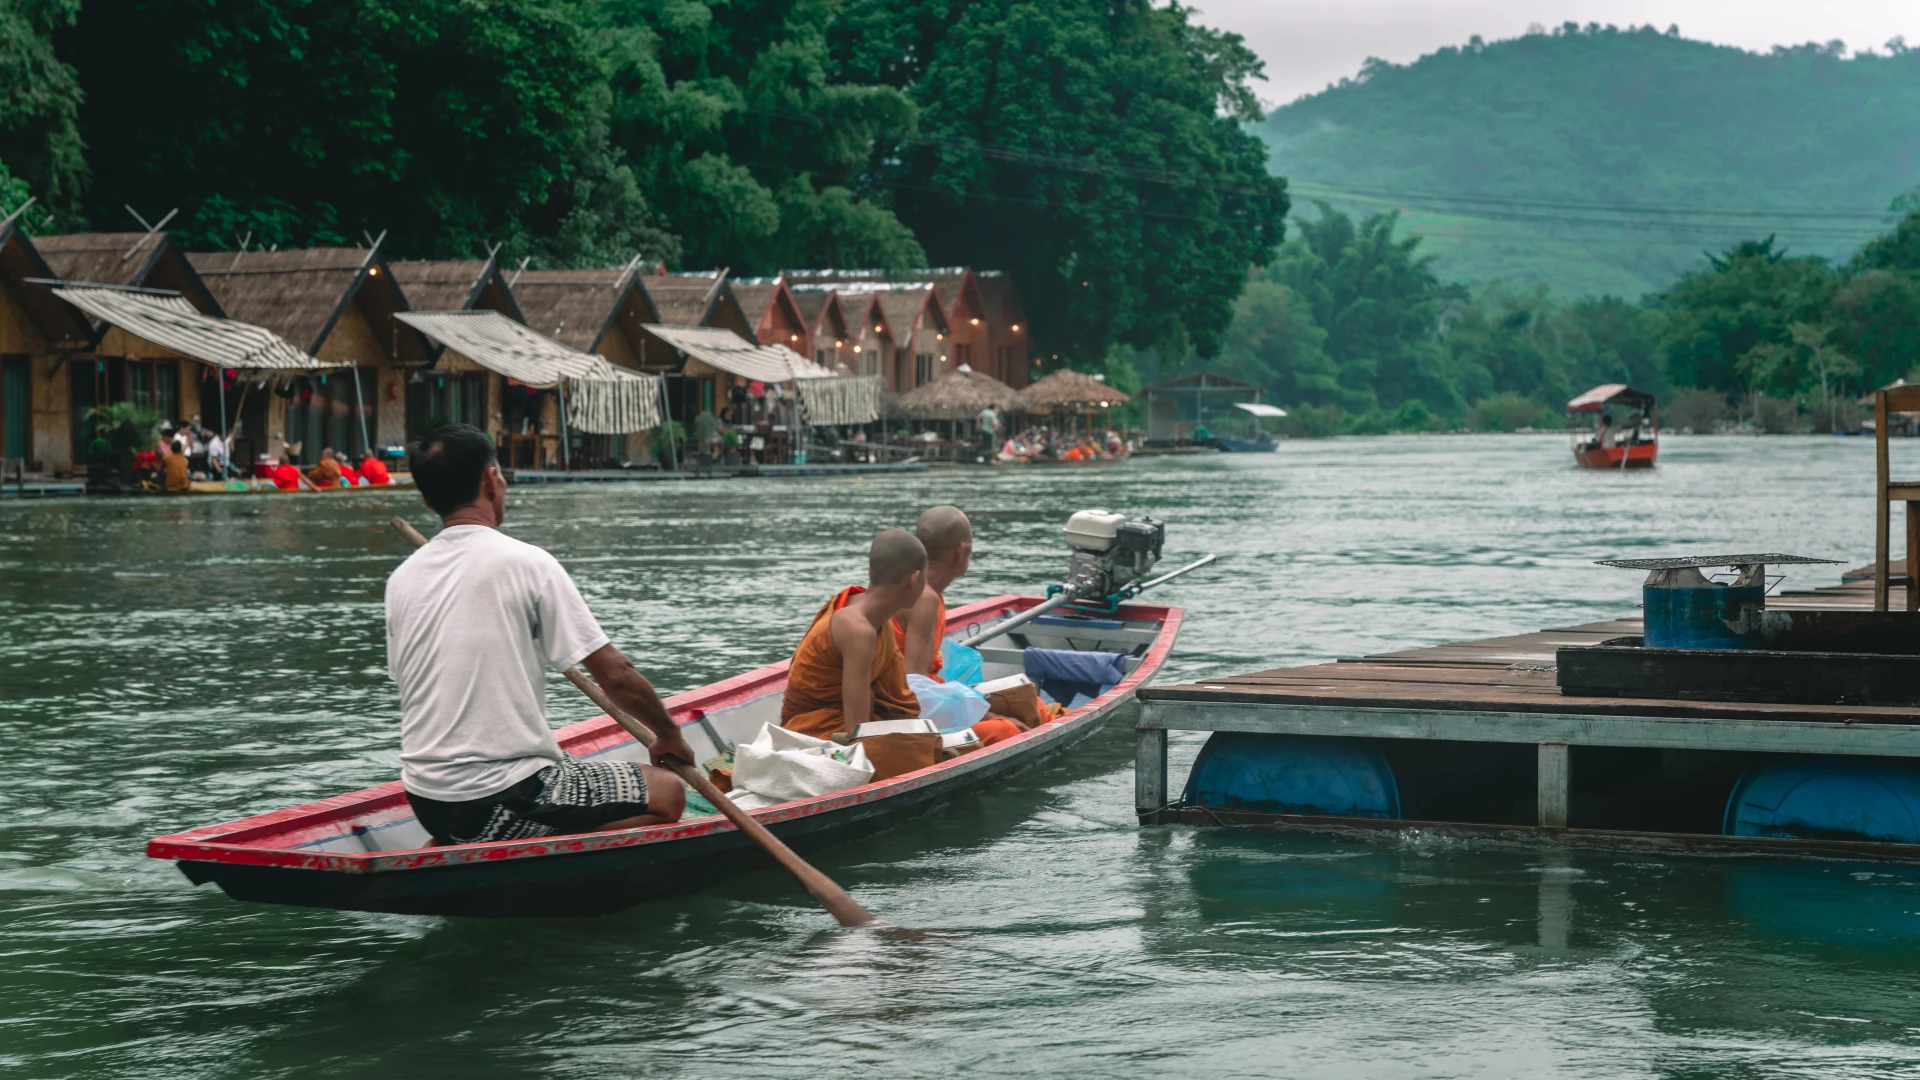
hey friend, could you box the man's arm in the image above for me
[830,609,876,738]
[899,587,940,678]
[581,643,699,769]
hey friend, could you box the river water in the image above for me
[4,435,1920,1078]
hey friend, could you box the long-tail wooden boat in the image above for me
[178,474,416,495]
[1567,384,1658,469]
[147,595,1182,917]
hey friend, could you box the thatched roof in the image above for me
[1016,368,1130,410]
[510,268,651,351]
[642,270,725,325]
[36,232,224,314]
[0,224,95,346]
[388,259,520,318]
[895,366,1017,420]
[788,285,846,341]
[188,247,372,353]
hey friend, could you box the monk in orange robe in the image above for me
[781,529,928,740]
[893,504,1031,748]
[306,448,343,487]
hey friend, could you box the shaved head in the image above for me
[869,528,927,587]
[915,505,973,561]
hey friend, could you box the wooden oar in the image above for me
[390,515,878,928]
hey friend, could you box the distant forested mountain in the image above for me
[1263,25,1920,298]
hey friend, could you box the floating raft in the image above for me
[1136,570,1920,862]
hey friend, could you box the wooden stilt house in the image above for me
[728,276,811,356]
[638,268,754,423]
[388,257,526,451]
[787,285,853,373]
[0,223,96,472]
[976,270,1030,389]
[506,265,660,466]
[188,246,428,468]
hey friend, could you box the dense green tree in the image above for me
[1214,278,1341,406]
[1657,238,1836,393]
[1824,269,1920,390]
[1267,204,1462,412]
[60,0,666,260]
[590,0,923,271]
[1852,207,1920,274]
[0,0,85,216]
[832,0,1287,363]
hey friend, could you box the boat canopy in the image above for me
[1232,402,1288,418]
[53,285,339,370]
[1567,384,1657,414]
[397,310,662,434]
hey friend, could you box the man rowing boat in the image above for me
[387,424,691,845]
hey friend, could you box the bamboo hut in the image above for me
[507,264,660,466]
[1015,368,1130,434]
[388,256,523,453]
[0,223,97,472]
[730,275,811,356]
[639,268,753,422]
[188,245,428,467]
[977,270,1030,388]
[788,285,852,373]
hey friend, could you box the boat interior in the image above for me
[234,602,1168,858]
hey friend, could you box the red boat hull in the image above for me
[1574,442,1657,469]
[148,595,1182,917]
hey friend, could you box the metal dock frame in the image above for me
[1136,700,1920,829]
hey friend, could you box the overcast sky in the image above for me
[1192,1,1920,106]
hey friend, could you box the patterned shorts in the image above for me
[408,753,652,845]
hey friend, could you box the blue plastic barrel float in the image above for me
[1183,733,1401,818]
[1724,758,1920,844]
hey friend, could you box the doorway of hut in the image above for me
[405,372,487,444]
[68,357,181,462]
[500,380,554,469]
[284,370,373,465]
[3,356,28,466]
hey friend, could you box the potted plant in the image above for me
[86,401,162,492]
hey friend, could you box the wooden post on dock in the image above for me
[1537,740,1570,828]
[1135,726,1168,817]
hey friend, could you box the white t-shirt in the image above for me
[385,525,611,801]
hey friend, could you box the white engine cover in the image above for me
[1064,509,1127,552]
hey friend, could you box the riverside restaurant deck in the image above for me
[1135,568,1920,863]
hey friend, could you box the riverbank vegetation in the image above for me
[1169,197,1920,437]
[0,0,1284,370]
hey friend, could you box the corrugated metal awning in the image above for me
[53,286,337,370]
[398,310,661,433]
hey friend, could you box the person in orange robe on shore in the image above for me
[781,529,928,740]
[359,452,391,485]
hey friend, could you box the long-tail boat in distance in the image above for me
[146,595,1182,918]
[1567,384,1658,469]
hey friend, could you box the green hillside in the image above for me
[1262,25,1920,297]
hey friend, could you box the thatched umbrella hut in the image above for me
[895,366,1017,421]
[1015,368,1130,433]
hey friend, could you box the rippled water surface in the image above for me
[5,435,1920,1078]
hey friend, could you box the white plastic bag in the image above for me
[731,723,875,803]
[907,674,991,734]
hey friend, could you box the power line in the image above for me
[1295,189,1890,240]
[1289,180,1901,222]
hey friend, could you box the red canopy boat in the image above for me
[147,594,1183,918]
[1567,384,1658,469]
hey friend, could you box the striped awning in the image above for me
[643,324,837,382]
[53,286,337,370]
[398,310,661,434]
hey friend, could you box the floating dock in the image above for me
[1135,570,1920,862]
[1,478,86,499]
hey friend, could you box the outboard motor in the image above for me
[1063,509,1165,601]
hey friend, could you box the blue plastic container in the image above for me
[1642,580,1765,649]
[1724,758,1920,844]
[1183,733,1401,818]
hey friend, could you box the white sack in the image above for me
[731,723,875,803]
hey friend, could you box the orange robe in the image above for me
[782,586,921,739]
[161,452,191,492]
[307,458,342,487]
[891,592,946,681]
[360,458,391,485]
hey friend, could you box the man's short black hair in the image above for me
[409,424,496,515]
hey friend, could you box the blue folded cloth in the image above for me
[1023,648,1128,707]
